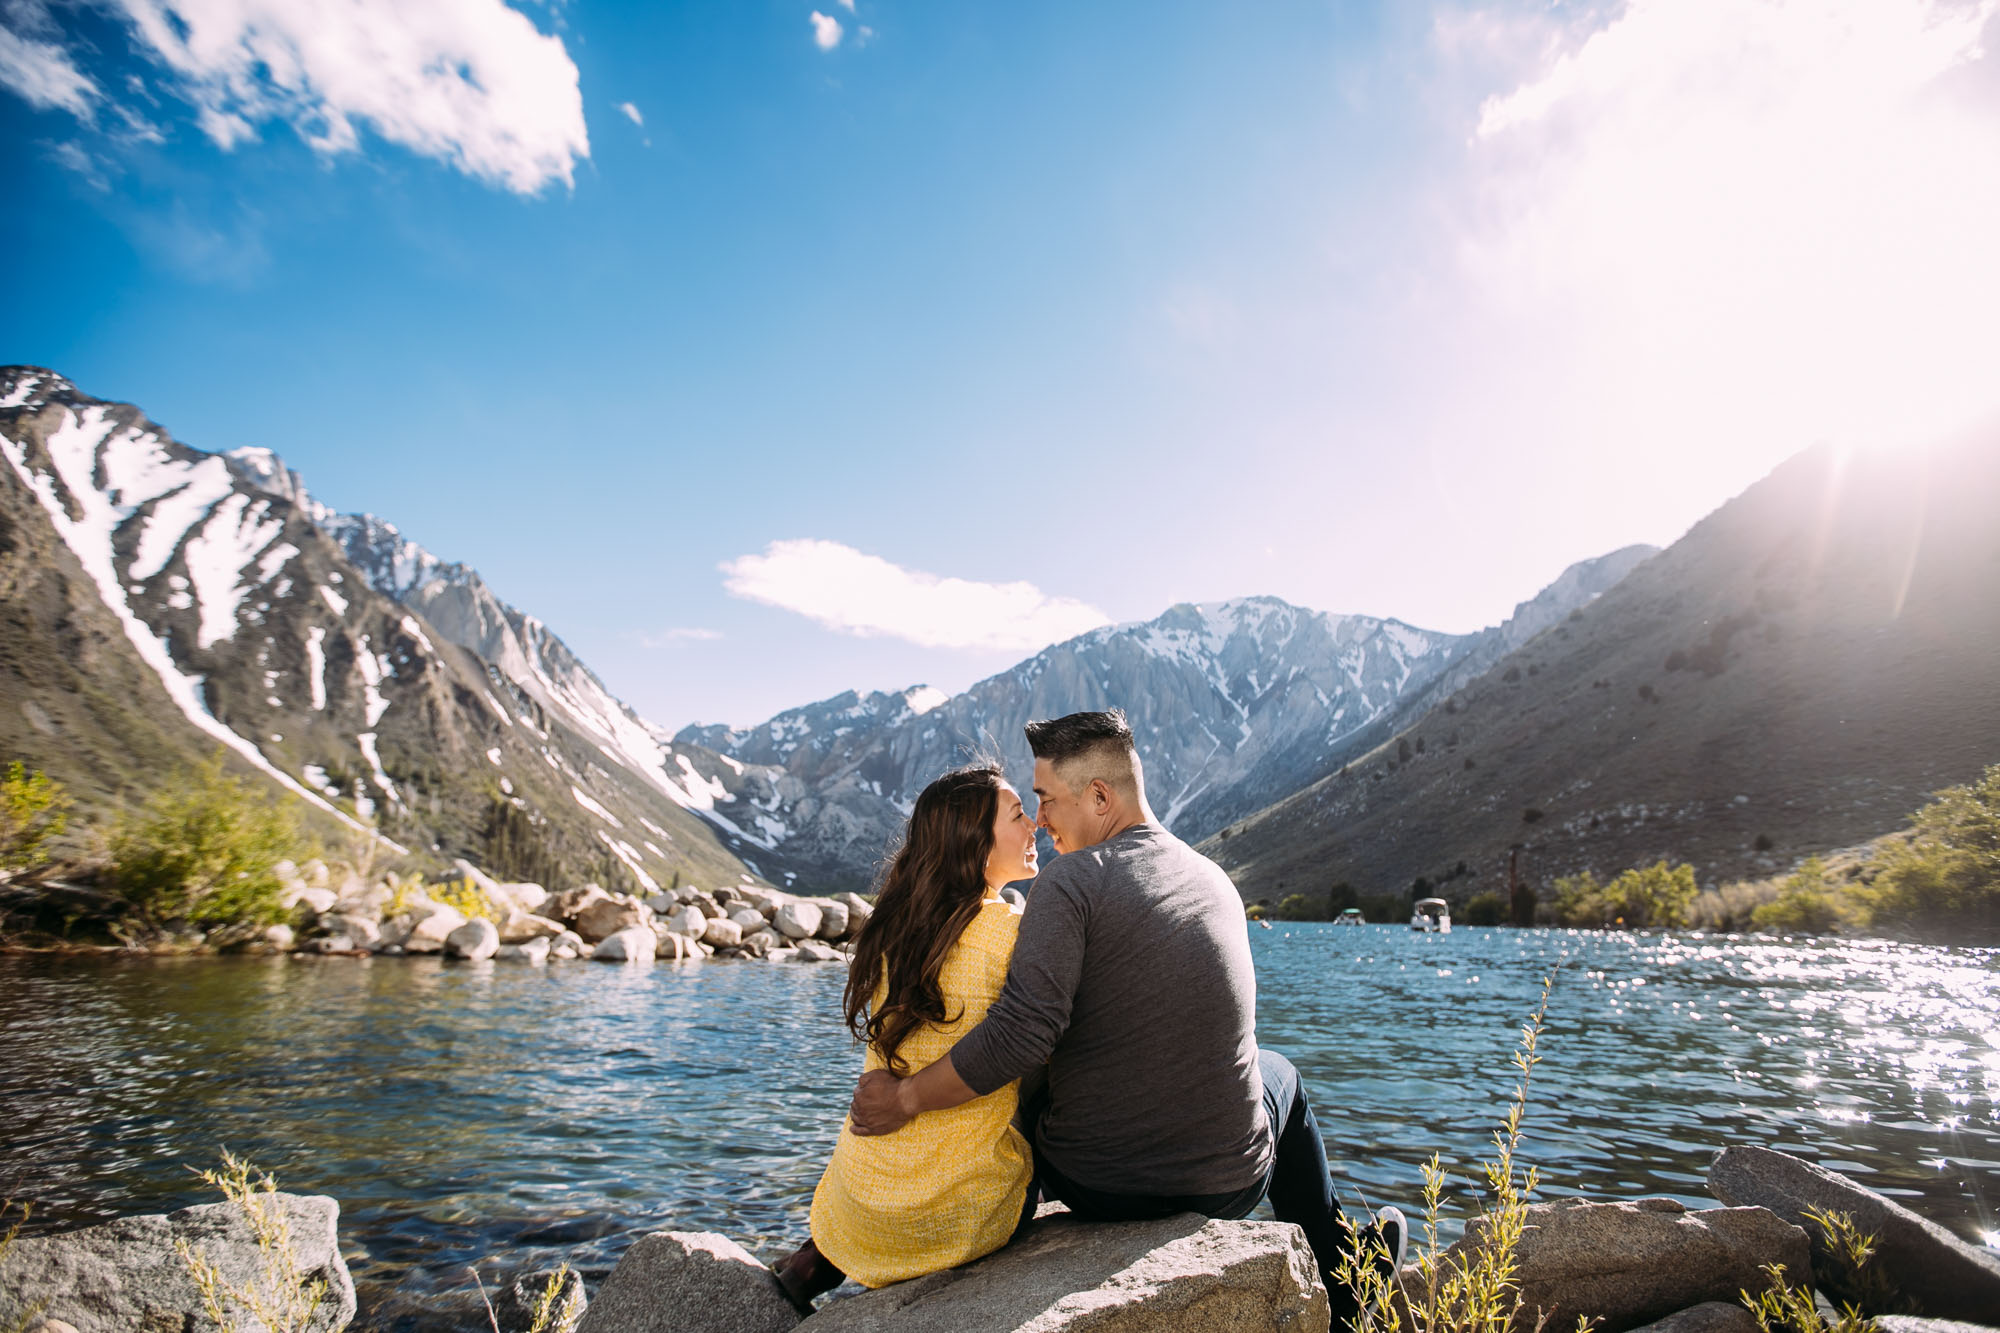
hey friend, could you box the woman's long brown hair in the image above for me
[843,765,1004,1076]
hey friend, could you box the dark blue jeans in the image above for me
[1026,1049,1363,1324]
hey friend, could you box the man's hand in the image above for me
[848,1069,918,1136]
[848,1054,978,1136]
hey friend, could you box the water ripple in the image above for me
[1,928,1996,1329]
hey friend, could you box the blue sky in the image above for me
[7,0,2000,728]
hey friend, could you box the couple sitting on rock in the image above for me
[773,708,1406,1328]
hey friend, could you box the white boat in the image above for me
[1410,897,1452,933]
[1334,908,1366,926]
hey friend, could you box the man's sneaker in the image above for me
[1372,1205,1408,1277]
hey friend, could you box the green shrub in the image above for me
[1863,763,2000,938]
[1751,858,1853,935]
[109,756,305,933]
[1551,860,1697,928]
[1460,891,1507,926]
[1,762,70,874]
[430,876,499,922]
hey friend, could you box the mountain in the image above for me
[672,546,1655,889]
[0,367,768,894]
[1201,437,2000,906]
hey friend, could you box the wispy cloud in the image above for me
[2,0,592,195]
[0,24,98,115]
[1460,0,2000,454]
[617,100,643,127]
[809,11,843,50]
[721,539,1110,652]
[639,626,723,648]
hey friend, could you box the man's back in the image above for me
[950,822,1271,1196]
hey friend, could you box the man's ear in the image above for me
[1089,778,1113,811]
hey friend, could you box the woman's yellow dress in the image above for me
[808,896,1033,1287]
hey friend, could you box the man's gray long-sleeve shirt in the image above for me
[949,822,1271,1196]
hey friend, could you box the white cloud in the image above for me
[721,539,1111,652]
[639,626,723,647]
[618,100,642,126]
[0,25,98,115]
[809,10,843,50]
[1461,0,2000,457]
[102,0,591,194]
[837,0,855,11]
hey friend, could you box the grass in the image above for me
[1335,974,1585,1333]
[1742,1206,1891,1333]
[1,1198,47,1333]
[470,1261,584,1333]
[174,1152,330,1333]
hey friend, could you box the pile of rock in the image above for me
[279,858,871,968]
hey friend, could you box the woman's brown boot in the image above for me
[771,1237,845,1313]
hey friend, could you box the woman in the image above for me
[773,765,1041,1308]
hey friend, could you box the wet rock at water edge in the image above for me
[593,925,658,962]
[1626,1302,1761,1333]
[496,936,552,964]
[813,900,850,940]
[792,940,843,964]
[575,1231,799,1333]
[576,895,651,944]
[729,907,767,934]
[775,901,822,941]
[0,1194,355,1333]
[796,1212,1326,1331]
[1709,1146,2000,1320]
[497,911,566,944]
[702,917,744,949]
[665,905,709,938]
[1427,1197,1808,1333]
[1874,1319,2000,1333]
[318,913,382,948]
[446,917,501,961]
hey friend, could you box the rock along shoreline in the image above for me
[5,1147,1998,1333]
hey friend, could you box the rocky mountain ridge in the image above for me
[1203,434,2000,906]
[1,365,1656,896]
[672,547,1654,888]
[0,367,765,894]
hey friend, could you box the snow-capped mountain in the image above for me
[0,368,766,893]
[0,365,1655,896]
[673,550,1655,888]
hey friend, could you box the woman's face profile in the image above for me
[984,782,1039,889]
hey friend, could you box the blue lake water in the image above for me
[2,925,1997,1329]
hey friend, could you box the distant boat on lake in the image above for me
[1335,908,1366,926]
[1411,898,1451,933]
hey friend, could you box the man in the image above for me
[848,708,1404,1326]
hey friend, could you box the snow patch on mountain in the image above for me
[0,404,385,841]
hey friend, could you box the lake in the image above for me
[2,925,1996,1329]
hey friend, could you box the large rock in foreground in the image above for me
[575,1231,800,1333]
[798,1212,1327,1332]
[0,1194,355,1332]
[1709,1146,2000,1320]
[1430,1197,1805,1333]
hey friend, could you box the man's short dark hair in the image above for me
[1025,709,1135,763]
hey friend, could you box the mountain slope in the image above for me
[0,368,764,893]
[1202,438,2000,905]
[674,546,1654,889]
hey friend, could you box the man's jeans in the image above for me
[1027,1049,1364,1322]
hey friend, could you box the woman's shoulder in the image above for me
[958,897,1022,949]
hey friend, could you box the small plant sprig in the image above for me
[174,1152,329,1333]
[1334,973,1570,1333]
[470,1261,583,1333]
[1,1198,50,1333]
[1740,1206,1893,1332]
